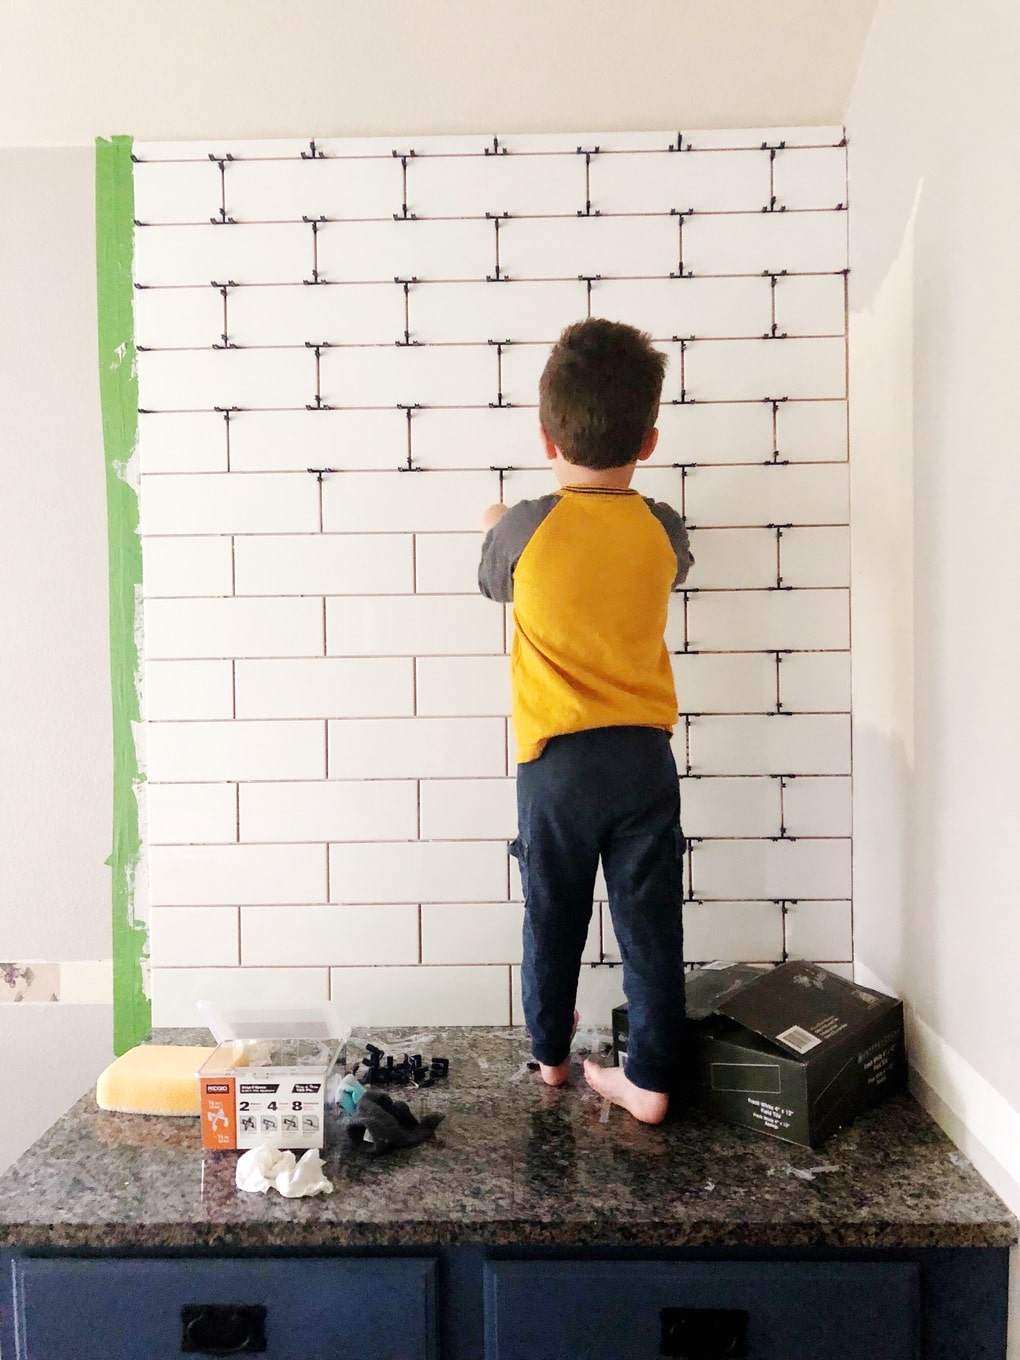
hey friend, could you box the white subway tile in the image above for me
[682,210,848,276]
[135,139,315,162]
[134,223,312,287]
[779,525,850,588]
[235,657,414,718]
[150,842,328,906]
[414,533,488,593]
[144,596,323,659]
[319,342,495,409]
[147,720,325,782]
[782,776,852,837]
[683,337,846,402]
[240,780,417,842]
[142,536,233,598]
[415,657,512,717]
[653,401,774,465]
[421,903,524,964]
[673,651,776,714]
[681,900,784,963]
[590,275,772,341]
[688,589,849,652]
[147,783,238,845]
[226,282,406,347]
[137,347,313,411]
[499,343,552,407]
[410,151,585,217]
[411,408,545,472]
[330,964,510,1026]
[134,160,225,224]
[682,528,777,590]
[783,900,853,961]
[772,148,848,211]
[691,837,851,900]
[779,651,851,714]
[773,274,846,337]
[242,904,419,967]
[679,776,781,838]
[224,157,404,222]
[317,218,495,283]
[328,718,507,779]
[134,286,223,349]
[227,408,409,473]
[141,472,319,536]
[501,468,558,503]
[330,840,509,904]
[233,534,413,595]
[322,470,493,533]
[326,596,503,656]
[688,714,851,776]
[419,777,516,839]
[149,906,239,967]
[138,412,228,474]
[591,148,772,214]
[151,966,329,1026]
[511,964,625,1027]
[144,660,234,720]
[684,127,845,152]
[499,214,680,281]
[684,463,849,527]
[775,400,847,462]
[410,279,586,346]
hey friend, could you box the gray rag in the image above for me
[343,1090,444,1155]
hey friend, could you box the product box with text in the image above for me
[199,1037,342,1151]
[614,962,905,1147]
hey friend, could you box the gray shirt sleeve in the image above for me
[644,498,694,588]
[478,495,560,602]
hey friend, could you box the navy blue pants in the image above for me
[511,726,686,1094]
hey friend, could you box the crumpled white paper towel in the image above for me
[235,1145,334,1198]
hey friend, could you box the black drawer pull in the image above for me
[181,1304,268,1355]
[659,1306,748,1359]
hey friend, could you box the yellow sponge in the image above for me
[96,1045,214,1116]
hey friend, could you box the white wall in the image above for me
[847,0,1020,1199]
[0,0,875,1166]
[0,0,876,145]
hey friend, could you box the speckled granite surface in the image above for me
[0,1026,1014,1251]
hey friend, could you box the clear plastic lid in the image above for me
[196,1000,351,1045]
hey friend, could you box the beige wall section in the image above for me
[0,0,877,144]
[848,0,1020,1109]
[0,1006,113,1175]
[0,147,113,962]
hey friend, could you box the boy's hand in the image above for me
[479,503,508,533]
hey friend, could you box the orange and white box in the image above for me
[199,1039,341,1151]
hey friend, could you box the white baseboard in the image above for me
[854,960,1020,1216]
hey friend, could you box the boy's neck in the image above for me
[551,457,637,491]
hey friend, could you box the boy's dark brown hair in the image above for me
[538,317,667,469]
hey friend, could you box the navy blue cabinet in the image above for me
[483,1260,920,1360]
[12,1257,437,1360]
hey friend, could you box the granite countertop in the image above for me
[0,1026,1015,1252]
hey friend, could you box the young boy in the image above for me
[477,318,693,1124]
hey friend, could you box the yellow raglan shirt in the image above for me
[478,486,693,763]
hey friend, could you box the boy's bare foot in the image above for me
[538,1060,571,1087]
[536,1010,580,1087]
[583,1058,669,1124]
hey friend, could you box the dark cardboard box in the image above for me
[614,962,906,1148]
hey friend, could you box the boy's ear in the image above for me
[636,427,659,462]
[540,427,559,461]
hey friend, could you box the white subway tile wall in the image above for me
[133,129,851,1027]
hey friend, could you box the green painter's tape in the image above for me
[96,136,150,1053]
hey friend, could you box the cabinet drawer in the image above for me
[13,1257,437,1360]
[484,1260,919,1360]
